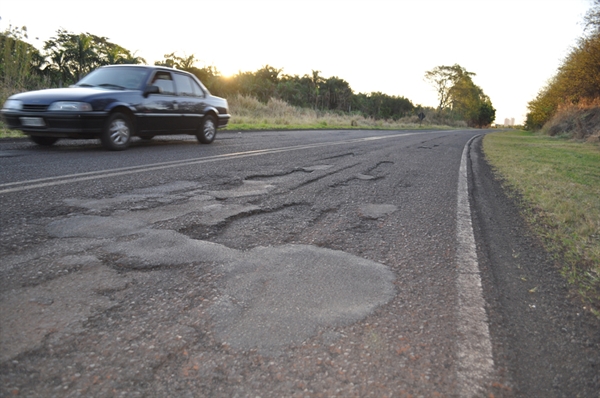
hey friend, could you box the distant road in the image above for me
[1,130,598,397]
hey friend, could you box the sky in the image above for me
[1,0,593,124]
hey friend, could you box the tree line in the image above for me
[526,0,600,130]
[154,54,416,120]
[0,25,145,89]
[424,64,495,127]
[1,24,494,125]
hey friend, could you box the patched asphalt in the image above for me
[5,167,397,362]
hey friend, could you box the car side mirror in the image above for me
[143,85,160,97]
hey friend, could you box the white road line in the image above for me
[456,136,494,397]
[0,131,448,194]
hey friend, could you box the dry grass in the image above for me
[226,94,465,131]
[543,100,600,143]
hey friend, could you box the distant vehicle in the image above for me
[1,65,230,150]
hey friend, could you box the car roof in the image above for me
[100,65,186,74]
[95,65,209,93]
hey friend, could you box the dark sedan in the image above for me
[1,65,230,150]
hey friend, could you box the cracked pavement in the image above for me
[2,130,598,397]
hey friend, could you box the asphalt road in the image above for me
[0,130,598,397]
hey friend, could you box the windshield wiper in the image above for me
[76,83,95,87]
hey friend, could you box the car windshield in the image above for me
[75,67,149,90]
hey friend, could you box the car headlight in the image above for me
[48,101,93,111]
[2,99,23,110]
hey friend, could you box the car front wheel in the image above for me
[101,112,132,151]
[196,115,217,144]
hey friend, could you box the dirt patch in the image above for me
[544,105,600,142]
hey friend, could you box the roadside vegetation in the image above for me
[484,1,600,315]
[1,21,495,138]
[525,0,600,143]
[225,94,467,131]
[483,131,600,315]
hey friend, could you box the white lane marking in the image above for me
[456,136,494,397]
[0,131,454,194]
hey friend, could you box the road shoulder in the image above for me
[470,135,600,397]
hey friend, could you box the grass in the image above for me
[0,125,24,138]
[225,94,465,131]
[483,130,600,315]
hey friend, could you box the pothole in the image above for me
[358,204,398,219]
[180,203,314,249]
[208,180,275,199]
[210,244,396,355]
[47,215,147,238]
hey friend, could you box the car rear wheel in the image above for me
[196,115,216,144]
[29,136,59,146]
[101,112,132,151]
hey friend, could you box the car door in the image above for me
[137,71,179,133]
[173,73,207,133]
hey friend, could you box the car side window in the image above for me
[190,79,206,98]
[151,72,175,95]
[173,74,196,97]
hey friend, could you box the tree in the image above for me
[449,73,483,123]
[476,101,496,127]
[44,30,99,83]
[425,64,494,127]
[321,76,353,111]
[253,65,282,102]
[46,48,71,87]
[67,33,99,81]
[424,64,475,110]
[186,65,222,94]
[155,52,196,70]
[121,51,146,65]
[525,79,561,130]
[310,70,324,109]
[0,24,452,124]
[584,0,600,34]
[559,33,600,101]
[42,29,146,87]
[0,25,46,90]
[526,1,600,130]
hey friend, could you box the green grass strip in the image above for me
[483,130,600,315]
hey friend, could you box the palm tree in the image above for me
[48,49,71,87]
[310,70,323,109]
[102,45,126,65]
[65,33,99,81]
[121,51,146,65]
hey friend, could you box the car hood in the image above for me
[10,87,135,105]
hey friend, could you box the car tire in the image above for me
[196,115,217,144]
[101,112,132,151]
[29,136,59,146]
